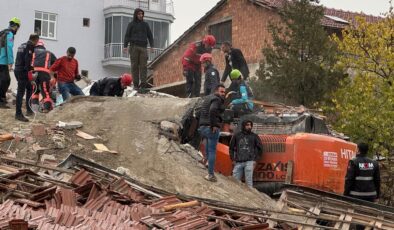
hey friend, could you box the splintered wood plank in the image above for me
[301,204,321,230]
[334,214,345,229]
[341,208,354,230]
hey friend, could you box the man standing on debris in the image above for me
[228,69,254,116]
[0,17,21,108]
[344,142,381,203]
[50,47,84,101]
[220,41,249,84]
[89,73,132,97]
[30,40,57,113]
[198,84,226,182]
[200,53,219,96]
[182,35,216,98]
[123,8,154,93]
[229,120,263,187]
[14,33,39,121]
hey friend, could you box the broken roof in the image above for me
[149,0,382,67]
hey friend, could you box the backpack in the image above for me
[0,29,11,48]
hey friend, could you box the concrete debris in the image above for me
[31,124,46,137]
[52,134,66,149]
[160,120,179,133]
[57,121,83,130]
[93,143,118,154]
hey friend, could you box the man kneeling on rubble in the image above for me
[229,120,263,187]
[198,84,225,182]
[89,73,132,97]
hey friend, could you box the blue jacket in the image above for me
[0,30,14,65]
[231,81,254,110]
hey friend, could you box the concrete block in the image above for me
[31,124,46,136]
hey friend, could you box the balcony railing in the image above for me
[104,43,164,62]
[103,0,174,15]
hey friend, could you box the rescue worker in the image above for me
[30,40,57,113]
[200,53,219,96]
[229,120,263,187]
[123,8,154,92]
[198,84,226,182]
[14,33,39,121]
[90,73,132,97]
[221,41,249,83]
[182,35,216,98]
[228,69,254,117]
[0,17,21,108]
[50,47,84,101]
[344,142,381,202]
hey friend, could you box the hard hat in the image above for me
[202,35,216,47]
[230,69,242,80]
[199,53,212,63]
[36,40,45,47]
[9,17,21,26]
[120,73,132,86]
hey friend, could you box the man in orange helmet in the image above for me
[89,73,132,97]
[200,53,219,96]
[182,35,216,98]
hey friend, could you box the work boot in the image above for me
[26,110,35,116]
[15,114,29,122]
[204,174,217,182]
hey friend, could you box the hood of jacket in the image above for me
[241,119,253,134]
[133,8,145,22]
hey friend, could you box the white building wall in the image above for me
[0,0,129,85]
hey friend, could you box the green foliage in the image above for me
[254,0,344,107]
[331,11,394,155]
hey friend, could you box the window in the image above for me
[83,18,90,27]
[35,11,57,39]
[209,20,232,48]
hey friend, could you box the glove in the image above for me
[75,74,82,81]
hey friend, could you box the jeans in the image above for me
[183,69,201,98]
[14,70,33,115]
[233,161,255,187]
[129,45,148,88]
[58,81,84,101]
[0,65,11,104]
[198,126,220,176]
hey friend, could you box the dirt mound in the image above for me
[45,96,276,209]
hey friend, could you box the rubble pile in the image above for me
[0,154,278,230]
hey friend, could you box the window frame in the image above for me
[34,11,57,40]
[208,19,232,48]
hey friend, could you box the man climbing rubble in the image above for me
[229,120,263,187]
[198,84,225,182]
[89,73,132,97]
[14,33,39,121]
[182,35,216,98]
[200,53,219,96]
[30,40,57,113]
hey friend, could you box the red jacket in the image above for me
[50,56,79,83]
[181,41,211,71]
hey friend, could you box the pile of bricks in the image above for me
[0,162,273,230]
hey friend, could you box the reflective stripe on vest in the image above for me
[33,52,51,73]
[349,191,377,196]
[355,176,373,181]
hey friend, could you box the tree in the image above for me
[254,0,344,107]
[331,10,394,156]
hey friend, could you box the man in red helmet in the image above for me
[89,73,132,97]
[182,35,216,98]
[200,53,219,96]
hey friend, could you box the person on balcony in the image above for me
[123,8,154,93]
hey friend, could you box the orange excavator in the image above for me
[182,101,357,195]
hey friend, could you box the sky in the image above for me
[170,0,391,42]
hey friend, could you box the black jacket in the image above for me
[90,77,124,97]
[14,41,35,72]
[203,64,220,96]
[344,154,381,200]
[124,8,154,48]
[221,48,249,82]
[198,94,224,128]
[229,120,263,162]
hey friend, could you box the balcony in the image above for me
[103,43,164,67]
[103,0,174,15]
